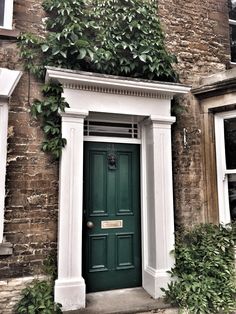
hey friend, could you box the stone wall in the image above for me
[158,0,230,225]
[0,0,57,280]
[0,276,47,314]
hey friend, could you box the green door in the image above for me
[83,142,141,292]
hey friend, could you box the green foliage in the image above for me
[43,251,58,281]
[16,253,61,314]
[19,0,177,81]
[18,0,178,158]
[18,33,45,79]
[162,224,236,314]
[16,280,62,314]
[30,82,69,159]
[91,0,177,81]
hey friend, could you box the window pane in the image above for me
[224,117,236,169]
[228,174,236,221]
[229,0,236,19]
[230,24,236,62]
[0,0,5,26]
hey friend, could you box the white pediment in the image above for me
[0,68,22,98]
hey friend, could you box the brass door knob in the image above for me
[86,221,94,229]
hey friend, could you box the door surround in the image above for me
[46,67,191,311]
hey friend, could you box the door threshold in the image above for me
[63,287,177,314]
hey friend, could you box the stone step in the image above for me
[63,287,178,314]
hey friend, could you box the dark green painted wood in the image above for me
[83,142,141,292]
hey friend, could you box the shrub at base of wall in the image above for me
[162,223,236,314]
[0,276,47,314]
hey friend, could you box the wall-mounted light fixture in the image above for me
[183,128,201,149]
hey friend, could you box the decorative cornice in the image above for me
[63,82,172,99]
[46,67,191,99]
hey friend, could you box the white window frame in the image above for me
[215,110,236,224]
[0,68,22,244]
[0,0,14,30]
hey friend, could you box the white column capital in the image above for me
[149,115,176,126]
[142,115,176,128]
[60,109,88,121]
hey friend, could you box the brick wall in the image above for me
[0,0,57,280]
[158,0,230,225]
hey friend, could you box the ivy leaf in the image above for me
[41,44,49,52]
[139,54,147,62]
[60,51,67,58]
[78,48,86,59]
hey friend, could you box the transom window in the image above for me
[84,119,140,139]
[215,111,236,223]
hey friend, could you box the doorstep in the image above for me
[63,287,178,314]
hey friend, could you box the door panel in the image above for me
[83,142,141,292]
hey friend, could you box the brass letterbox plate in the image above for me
[101,220,123,229]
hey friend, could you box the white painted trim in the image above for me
[0,101,9,243]
[0,68,22,244]
[50,68,187,311]
[0,68,22,98]
[55,110,88,310]
[229,19,236,26]
[84,136,141,144]
[0,0,14,30]
[214,111,236,224]
[46,67,191,96]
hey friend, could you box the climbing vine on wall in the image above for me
[19,0,177,158]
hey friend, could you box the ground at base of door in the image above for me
[63,287,178,314]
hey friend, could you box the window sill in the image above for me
[0,28,20,38]
[0,242,13,256]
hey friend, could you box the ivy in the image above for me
[91,0,177,81]
[30,83,69,159]
[162,224,236,314]
[18,0,178,158]
[16,253,62,314]
[16,280,62,314]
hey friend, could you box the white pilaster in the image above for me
[55,109,88,311]
[142,115,176,299]
[0,101,9,243]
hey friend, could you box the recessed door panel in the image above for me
[89,151,107,216]
[89,234,108,272]
[83,142,141,292]
[117,153,133,215]
[116,233,134,270]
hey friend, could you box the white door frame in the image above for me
[46,67,190,311]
